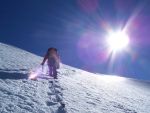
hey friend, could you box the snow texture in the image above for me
[0,42,150,113]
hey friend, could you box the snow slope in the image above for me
[0,42,150,113]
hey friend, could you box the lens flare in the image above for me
[106,31,130,52]
[28,71,38,80]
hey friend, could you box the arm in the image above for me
[41,52,48,65]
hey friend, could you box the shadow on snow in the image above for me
[0,71,28,79]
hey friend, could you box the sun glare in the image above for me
[101,75,125,82]
[28,72,38,80]
[107,31,130,52]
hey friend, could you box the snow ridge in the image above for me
[0,42,150,113]
[0,43,42,72]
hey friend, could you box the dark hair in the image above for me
[48,48,57,52]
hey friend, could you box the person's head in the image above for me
[47,48,57,55]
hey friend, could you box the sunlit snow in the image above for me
[0,43,149,113]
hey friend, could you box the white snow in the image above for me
[0,42,150,113]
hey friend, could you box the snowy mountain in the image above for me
[0,42,150,113]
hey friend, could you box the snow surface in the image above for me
[0,42,150,113]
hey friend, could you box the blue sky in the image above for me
[0,0,150,80]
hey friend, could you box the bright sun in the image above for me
[106,31,130,52]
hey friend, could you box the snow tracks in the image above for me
[0,75,67,113]
[46,79,67,113]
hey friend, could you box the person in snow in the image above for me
[41,48,60,79]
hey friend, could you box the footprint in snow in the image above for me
[46,101,58,106]
[56,106,67,113]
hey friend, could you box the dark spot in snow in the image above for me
[86,101,96,105]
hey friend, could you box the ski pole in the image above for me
[42,65,44,72]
